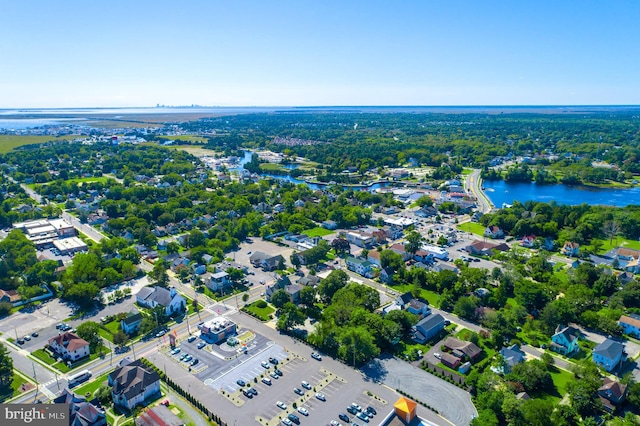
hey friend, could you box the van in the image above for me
[261,377,272,385]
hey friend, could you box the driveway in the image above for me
[362,354,476,426]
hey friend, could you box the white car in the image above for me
[434,352,442,360]
[315,392,326,401]
[297,407,309,416]
[301,381,312,390]
[277,401,287,410]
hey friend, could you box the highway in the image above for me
[465,169,494,214]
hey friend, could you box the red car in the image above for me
[161,400,170,406]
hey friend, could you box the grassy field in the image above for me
[457,222,485,236]
[158,135,208,143]
[244,300,275,321]
[590,237,640,254]
[259,163,288,173]
[303,227,334,237]
[0,135,79,153]
[387,283,440,307]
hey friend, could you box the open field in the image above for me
[302,227,334,237]
[457,222,485,236]
[158,135,208,143]
[0,135,79,153]
[169,145,221,157]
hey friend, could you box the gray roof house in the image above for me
[109,359,161,410]
[412,313,445,344]
[120,310,143,335]
[593,338,626,372]
[135,286,185,316]
[496,344,526,374]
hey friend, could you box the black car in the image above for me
[236,379,246,387]
[339,413,350,423]
[249,387,258,396]
[242,389,253,398]
[347,406,358,415]
[269,357,279,365]
[366,406,377,415]
[287,414,300,425]
[274,368,283,376]
[31,332,38,338]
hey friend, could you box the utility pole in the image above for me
[54,372,59,391]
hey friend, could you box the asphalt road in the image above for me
[61,211,107,243]
[465,169,493,213]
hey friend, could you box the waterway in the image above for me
[231,150,388,191]
[483,179,640,207]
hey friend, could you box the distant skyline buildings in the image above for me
[1,1,639,107]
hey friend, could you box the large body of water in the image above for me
[483,179,640,207]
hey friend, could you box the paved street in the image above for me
[465,169,493,213]
[61,211,107,243]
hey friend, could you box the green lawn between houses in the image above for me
[243,300,275,321]
[303,227,334,238]
[457,222,485,236]
[0,372,30,402]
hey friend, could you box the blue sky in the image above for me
[1,0,638,107]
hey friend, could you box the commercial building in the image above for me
[198,317,237,344]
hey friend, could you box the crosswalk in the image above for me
[38,380,56,399]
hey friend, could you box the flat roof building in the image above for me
[198,317,237,344]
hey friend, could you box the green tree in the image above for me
[338,326,380,366]
[148,259,169,287]
[276,302,306,331]
[64,282,100,309]
[76,321,103,353]
[405,230,424,257]
[113,331,129,346]
[0,343,13,388]
[453,296,478,321]
[270,289,291,309]
[299,286,317,306]
[317,269,349,303]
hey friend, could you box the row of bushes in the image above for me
[395,388,440,415]
[421,361,468,391]
[139,358,227,426]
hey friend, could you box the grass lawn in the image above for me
[592,237,640,254]
[388,283,440,307]
[0,372,30,402]
[158,135,208,143]
[0,135,79,153]
[103,320,121,334]
[549,366,573,398]
[259,163,288,173]
[98,327,114,343]
[31,348,58,365]
[457,222,485,236]
[73,371,111,397]
[303,227,334,238]
[244,300,275,321]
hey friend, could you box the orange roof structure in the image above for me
[394,397,417,423]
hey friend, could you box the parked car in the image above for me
[249,387,257,396]
[31,332,38,338]
[365,406,377,416]
[351,402,362,412]
[269,357,279,365]
[270,372,279,379]
[242,389,253,398]
[315,392,326,401]
[187,335,197,343]
[190,358,199,366]
[293,387,304,395]
[261,361,269,368]
[356,412,370,423]
[236,379,246,387]
[170,347,181,355]
[434,352,442,360]
[197,342,206,349]
[281,419,292,426]
[301,381,312,390]
[23,335,31,341]
[276,401,287,410]
[339,413,350,423]
[310,352,322,361]
[287,413,300,425]
[347,406,358,415]
[261,377,272,385]
[274,368,283,376]
[183,355,193,362]
[297,407,309,416]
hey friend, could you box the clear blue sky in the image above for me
[1,0,638,107]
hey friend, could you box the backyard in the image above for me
[243,300,275,321]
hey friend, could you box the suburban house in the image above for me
[412,313,445,344]
[484,225,504,239]
[135,286,186,316]
[562,241,580,257]
[396,292,413,308]
[321,220,338,230]
[464,240,510,256]
[619,314,640,338]
[109,360,161,410]
[496,344,526,374]
[0,289,21,305]
[345,230,374,248]
[550,325,580,356]
[592,338,626,372]
[208,271,231,291]
[520,234,536,248]
[389,243,411,260]
[379,267,395,284]
[120,310,143,335]
[345,256,374,278]
[432,263,459,274]
[297,275,320,287]
[53,388,107,426]
[367,250,381,266]
[48,332,90,362]
[249,251,284,271]
[598,377,628,412]
[442,337,483,361]
[407,299,430,317]
[285,283,303,304]
[440,352,461,369]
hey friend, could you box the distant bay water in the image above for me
[483,179,640,207]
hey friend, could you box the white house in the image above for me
[135,286,185,316]
[208,271,231,291]
[48,332,90,362]
[345,256,374,278]
[109,360,161,410]
[484,226,504,239]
